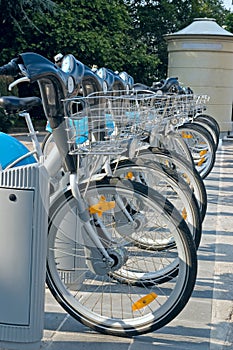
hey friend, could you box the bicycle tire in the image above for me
[178,123,216,179]
[195,114,220,136]
[112,158,202,248]
[193,118,219,151]
[41,132,55,156]
[157,133,194,166]
[46,177,197,336]
[137,147,207,222]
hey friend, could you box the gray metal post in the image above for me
[0,163,49,350]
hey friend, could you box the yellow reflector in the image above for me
[126,172,134,179]
[181,131,193,139]
[182,208,187,220]
[89,196,115,217]
[198,157,206,166]
[183,173,191,185]
[132,292,158,311]
[199,150,208,156]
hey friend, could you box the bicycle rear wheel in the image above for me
[46,177,197,336]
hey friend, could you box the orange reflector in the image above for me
[89,195,115,217]
[183,173,191,185]
[182,208,187,220]
[132,292,158,311]
[126,172,134,179]
[199,150,208,156]
[198,157,206,166]
[181,131,193,139]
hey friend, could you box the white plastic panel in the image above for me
[0,188,34,325]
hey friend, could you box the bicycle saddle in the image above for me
[133,77,184,94]
[0,96,42,114]
[151,77,184,93]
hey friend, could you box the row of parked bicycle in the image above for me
[0,52,219,337]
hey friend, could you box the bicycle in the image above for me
[0,52,197,337]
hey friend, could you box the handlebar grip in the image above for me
[0,59,19,76]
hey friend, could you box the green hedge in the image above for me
[0,76,19,132]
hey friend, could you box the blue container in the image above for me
[46,115,114,145]
[0,132,36,169]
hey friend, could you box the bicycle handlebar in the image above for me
[0,59,20,76]
[9,77,30,91]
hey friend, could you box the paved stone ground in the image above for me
[208,140,233,350]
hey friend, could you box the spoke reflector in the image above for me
[182,131,193,139]
[89,195,115,217]
[183,173,191,185]
[132,292,158,311]
[198,157,206,166]
[182,208,187,220]
[200,150,208,156]
[126,172,134,179]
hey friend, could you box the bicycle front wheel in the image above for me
[195,114,220,136]
[193,119,219,151]
[112,158,202,248]
[178,123,216,179]
[46,177,197,336]
[138,147,207,222]
[41,132,54,156]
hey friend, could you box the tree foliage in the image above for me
[0,0,231,84]
[0,0,159,83]
[224,11,233,33]
[0,0,56,62]
[0,0,230,131]
[125,0,230,78]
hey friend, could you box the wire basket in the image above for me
[63,91,210,155]
[63,92,154,155]
[149,93,210,130]
[137,93,194,132]
[193,94,209,114]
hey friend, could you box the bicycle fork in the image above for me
[69,174,142,276]
[69,173,116,275]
